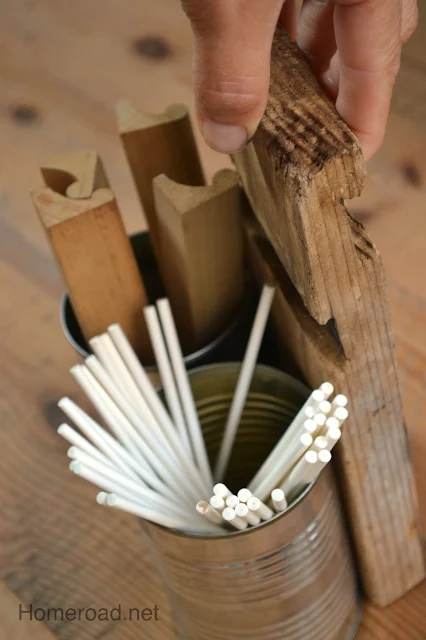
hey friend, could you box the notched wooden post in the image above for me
[33,151,151,360]
[153,169,246,354]
[117,100,205,258]
[234,26,424,606]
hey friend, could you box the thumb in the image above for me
[183,0,284,154]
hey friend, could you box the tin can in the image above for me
[60,231,274,373]
[143,363,361,640]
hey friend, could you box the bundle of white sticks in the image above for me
[58,285,348,535]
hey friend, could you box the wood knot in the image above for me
[400,162,422,188]
[131,36,172,60]
[10,104,41,125]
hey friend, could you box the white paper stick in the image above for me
[226,495,240,509]
[237,488,252,503]
[58,398,144,482]
[157,298,213,487]
[210,495,226,513]
[323,427,342,451]
[213,483,232,499]
[252,432,313,501]
[82,359,200,503]
[235,502,260,525]
[142,309,193,457]
[69,459,179,510]
[279,451,318,496]
[318,400,331,415]
[331,394,348,410]
[108,322,209,497]
[319,382,334,400]
[68,445,114,468]
[58,423,113,467]
[104,493,222,533]
[214,285,276,482]
[247,388,325,492]
[96,491,109,505]
[196,501,224,526]
[325,416,340,431]
[59,398,156,482]
[334,407,349,426]
[313,412,327,427]
[304,450,332,484]
[304,406,316,419]
[69,367,176,497]
[70,461,155,505]
[312,435,328,453]
[222,507,248,530]
[89,334,132,399]
[303,419,319,435]
[247,496,274,521]
[271,488,288,512]
[85,355,170,452]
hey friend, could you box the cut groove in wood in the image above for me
[41,150,109,200]
[234,25,425,606]
[153,169,246,353]
[117,100,205,258]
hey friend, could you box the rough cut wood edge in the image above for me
[117,100,205,259]
[41,150,109,200]
[234,26,425,606]
[32,186,152,359]
[153,169,245,353]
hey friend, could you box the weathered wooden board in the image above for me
[234,25,425,606]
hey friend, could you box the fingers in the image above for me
[182,0,284,153]
[297,0,336,84]
[332,0,403,161]
[401,0,418,42]
[279,0,299,41]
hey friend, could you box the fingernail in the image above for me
[202,121,248,154]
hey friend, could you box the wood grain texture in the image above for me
[0,583,57,640]
[1,0,426,637]
[153,169,246,352]
[118,100,205,256]
[234,25,424,606]
[32,184,152,360]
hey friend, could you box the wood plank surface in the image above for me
[0,0,425,637]
[233,26,424,607]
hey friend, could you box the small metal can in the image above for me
[142,363,361,640]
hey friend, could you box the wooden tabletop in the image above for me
[0,1,425,638]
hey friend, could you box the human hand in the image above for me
[182,0,418,160]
